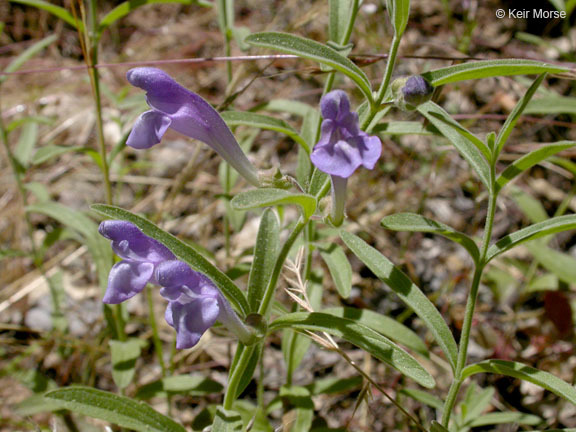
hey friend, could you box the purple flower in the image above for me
[126,67,260,187]
[156,260,252,349]
[310,90,381,179]
[99,220,175,304]
[401,75,433,108]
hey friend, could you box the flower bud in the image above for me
[392,75,434,111]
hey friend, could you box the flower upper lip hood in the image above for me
[99,220,175,304]
[310,90,382,179]
[126,67,260,187]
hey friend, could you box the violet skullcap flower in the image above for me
[126,67,260,187]
[156,260,251,349]
[310,90,382,178]
[99,220,175,304]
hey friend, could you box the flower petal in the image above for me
[357,134,382,170]
[167,297,220,349]
[99,220,175,263]
[126,67,260,187]
[126,110,172,149]
[321,90,350,120]
[103,261,154,304]
[311,139,363,178]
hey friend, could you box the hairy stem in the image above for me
[441,169,497,426]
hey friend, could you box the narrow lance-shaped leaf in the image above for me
[45,387,186,432]
[329,0,355,44]
[386,0,410,37]
[485,215,576,263]
[428,111,491,162]
[340,231,458,371]
[322,306,429,356]
[2,34,58,81]
[421,59,569,87]
[525,95,576,115]
[462,359,576,405]
[418,101,491,189]
[245,32,373,103]
[495,141,576,192]
[381,213,480,263]
[222,111,310,154]
[212,407,244,432]
[469,412,541,428]
[231,189,317,221]
[400,388,443,410]
[13,122,39,168]
[247,209,279,312]
[269,312,435,388]
[8,1,80,30]
[109,339,143,390]
[495,74,547,156]
[91,204,249,315]
[319,244,353,298]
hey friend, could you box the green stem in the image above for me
[361,35,401,130]
[147,285,166,376]
[441,170,497,426]
[223,343,255,409]
[87,0,112,206]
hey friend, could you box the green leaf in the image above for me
[283,282,323,376]
[306,376,363,395]
[485,215,576,263]
[245,32,373,103]
[254,99,313,117]
[340,231,458,371]
[280,386,314,432]
[212,407,243,432]
[373,121,433,135]
[27,202,112,291]
[428,111,491,162]
[247,209,279,312]
[461,384,494,421]
[222,110,310,153]
[99,0,210,32]
[91,204,249,315]
[308,168,330,197]
[527,243,576,285]
[468,412,541,427]
[399,388,443,410]
[2,34,57,84]
[322,306,429,357]
[8,1,79,30]
[495,141,576,192]
[229,343,260,399]
[15,394,64,416]
[386,0,410,37]
[525,95,576,115]
[45,387,186,432]
[329,0,355,44]
[32,145,85,165]
[231,189,317,221]
[462,360,576,405]
[270,312,435,388]
[495,74,547,156]
[421,59,569,87]
[135,375,223,399]
[429,421,450,432]
[418,102,490,189]
[381,213,479,263]
[319,244,352,298]
[13,122,38,168]
[109,339,143,390]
